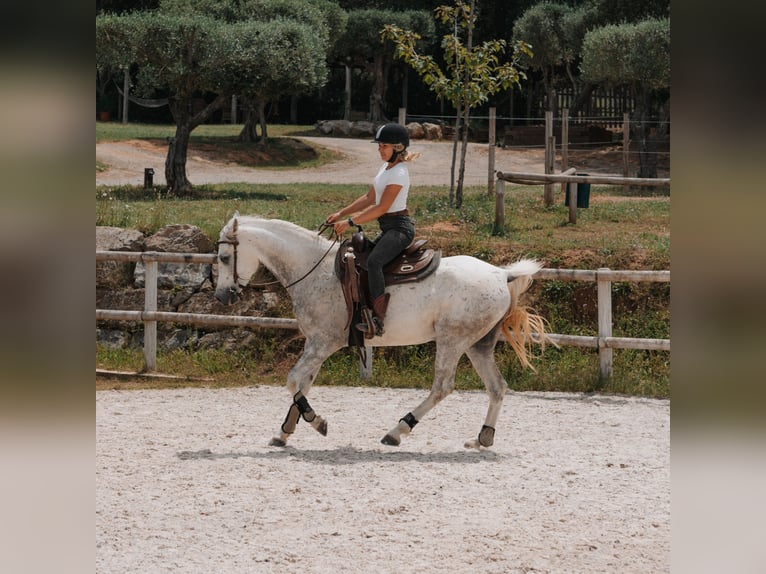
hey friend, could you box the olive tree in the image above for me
[160,0,344,143]
[581,17,670,178]
[96,4,336,193]
[223,19,329,143]
[512,2,570,114]
[383,0,530,207]
[97,12,231,194]
[333,9,434,123]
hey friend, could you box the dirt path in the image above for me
[96,136,595,188]
[96,385,669,573]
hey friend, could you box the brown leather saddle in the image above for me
[334,229,441,344]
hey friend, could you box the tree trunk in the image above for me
[568,81,595,117]
[257,99,268,143]
[238,97,257,142]
[370,55,388,123]
[634,86,658,180]
[165,94,226,195]
[238,98,269,144]
[165,99,193,195]
[456,103,471,208]
[454,0,476,209]
[449,100,463,206]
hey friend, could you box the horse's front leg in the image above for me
[269,339,335,447]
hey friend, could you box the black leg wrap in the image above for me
[293,391,316,423]
[281,403,301,435]
[400,412,419,430]
[478,425,495,447]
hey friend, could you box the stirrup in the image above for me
[355,317,384,338]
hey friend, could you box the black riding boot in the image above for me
[356,293,390,337]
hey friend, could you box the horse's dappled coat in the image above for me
[215,214,549,448]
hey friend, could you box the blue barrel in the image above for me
[564,173,590,208]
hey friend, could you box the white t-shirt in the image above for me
[372,162,409,213]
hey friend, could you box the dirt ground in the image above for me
[96,385,669,574]
[96,135,650,188]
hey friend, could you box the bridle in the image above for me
[215,238,243,300]
[215,223,339,293]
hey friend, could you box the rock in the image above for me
[144,224,215,253]
[134,224,214,289]
[96,328,129,349]
[406,122,425,139]
[422,122,443,140]
[350,121,376,137]
[96,227,145,289]
[315,119,351,137]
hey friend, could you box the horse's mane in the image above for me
[220,213,331,247]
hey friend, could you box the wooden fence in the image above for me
[96,251,670,382]
[494,170,671,227]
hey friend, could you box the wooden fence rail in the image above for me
[96,251,670,381]
[494,171,670,227]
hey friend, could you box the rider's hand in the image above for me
[333,220,350,235]
[326,212,341,224]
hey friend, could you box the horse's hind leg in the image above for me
[269,339,334,447]
[463,331,507,449]
[381,346,461,446]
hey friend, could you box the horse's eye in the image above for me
[219,255,230,265]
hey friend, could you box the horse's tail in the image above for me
[500,259,553,372]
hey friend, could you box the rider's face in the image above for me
[378,143,394,161]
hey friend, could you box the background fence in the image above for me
[96,251,670,382]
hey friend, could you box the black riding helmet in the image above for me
[372,123,409,148]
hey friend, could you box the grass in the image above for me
[97,123,670,396]
[96,122,317,143]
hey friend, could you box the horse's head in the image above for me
[214,212,260,304]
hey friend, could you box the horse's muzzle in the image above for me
[215,285,241,305]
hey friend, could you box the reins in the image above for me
[217,223,339,291]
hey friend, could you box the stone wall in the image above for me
[96,224,287,353]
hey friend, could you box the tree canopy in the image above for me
[96,0,340,192]
[332,8,434,122]
[383,0,530,207]
[581,17,670,178]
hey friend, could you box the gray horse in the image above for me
[215,213,549,449]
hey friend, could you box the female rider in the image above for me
[326,123,420,336]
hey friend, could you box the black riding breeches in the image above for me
[367,215,415,299]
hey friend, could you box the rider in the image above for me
[326,123,419,336]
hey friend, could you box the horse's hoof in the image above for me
[381,434,400,446]
[316,418,328,436]
[269,437,287,447]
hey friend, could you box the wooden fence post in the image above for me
[360,347,373,380]
[561,108,569,172]
[623,112,630,194]
[143,255,158,372]
[494,178,505,234]
[488,107,496,196]
[597,268,613,382]
[122,68,129,124]
[344,65,352,121]
[398,107,406,125]
[230,95,238,125]
[567,182,578,225]
[544,111,554,207]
